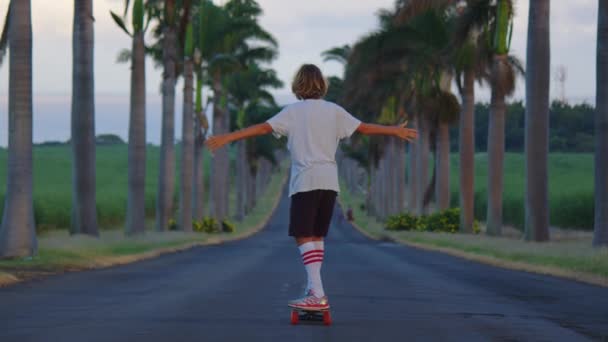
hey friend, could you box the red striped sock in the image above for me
[302,249,324,265]
[298,242,325,297]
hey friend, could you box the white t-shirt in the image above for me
[266,99,361,197]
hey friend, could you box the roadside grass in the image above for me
[338,184,608,286]
[0,160,288,286]
[0,230,211,270]
[390,232,608,278]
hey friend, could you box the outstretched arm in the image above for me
[356,122,418,142]
[205,123,273,152]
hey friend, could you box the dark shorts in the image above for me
[289,190,337,237]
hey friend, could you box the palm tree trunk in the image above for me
[248,168,257,211]
[435,121,450,211]
[524,0,551,242]
[193,117,205,222]
[244,151,250,214]
[416,117,430,216]
[235,140,245,221]
[594,0,608,247]
[259,159,270,195]
[0,0,37,257]
[423,153,437,210]
[378,154,386,220]
[70,0,98,236]
[388,138,398,216]
[396,139,406,212]
[486,62,506,236]
[459,69,475,233]
[210,74,229,221]
[373,164,380,217]
[256,162,263,201]
[377,150,384,219]
[366,163,376,216]
[243,148,250,215]
[386,139,393,216]
[408,118,418,212]
[179,59,194,232]
[155,13,177,232]
[125,31,146,235]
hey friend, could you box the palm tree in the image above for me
[111,0,151,235]
[322,45,352,66]
[339,2,468,219]
[458,66,476,231]
[407,118,418,212]
[483,0,522,236]
[435,74,460,211]
[155,0,177,232]
[198,0,277,221]
[71,0,98,237]
[192,68,209,222]
[448,1,523,234]
[179,21,195,232]
[339,16,408,216]
[0,0,38,257]
[244,106,282,207]
[523,0,550,242]
[594,0,608,247]
[437,5,528,222]
[401,10,458,215]
[452,2,490,233]
[226,64,282,220]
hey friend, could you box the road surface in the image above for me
[1,188,607,341]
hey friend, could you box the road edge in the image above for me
[336,201,608,288]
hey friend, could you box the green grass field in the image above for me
[0,148,594,231]
[0,145,213,231]
[448,153,594,230]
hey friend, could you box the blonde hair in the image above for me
[291,64,328,100]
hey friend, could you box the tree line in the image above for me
[446,101,596,153]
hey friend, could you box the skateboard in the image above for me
[290,307,332,326]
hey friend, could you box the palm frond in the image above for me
[123,0,131,17]
[110,11,132,36]
[224,0,263,20]
[321,45,351,65]
[394,0,453,24]
[116,48,132,64]
[237,46,277,64]
[208,53,241,73]
[508,54,525,76]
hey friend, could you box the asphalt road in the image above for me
[1,188,607,341]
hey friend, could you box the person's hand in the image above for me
[205,134,231,153]
[394,121,418,142]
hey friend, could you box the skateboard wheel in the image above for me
[290,310,299,325]
[323,311,331,326]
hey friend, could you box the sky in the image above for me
[0,0,599,146]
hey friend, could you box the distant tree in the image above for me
[96,134,126,145]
